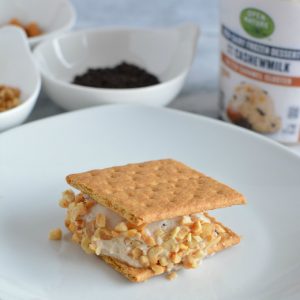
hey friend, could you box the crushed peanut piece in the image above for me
[130,247,143,259]
[170,253,182,264]
[188,239,198,249]
[154,229,165,238]
[192,249,204,259]
[59,198,69,208]
[70,202,87,222]
[158,256,169,267]
[179,243,188,250]
[162,239,179,252]
[166,272,177,281]
[9,18,22,27]
[114,222,128,232]
[156,236,164,245]
[89,243,97,252]
[206,235,213,242]
[181,216,192,225]
[92,241,102,255]
[95,246,102,255]
[148,246,164,264]
[93,228,101,239]
[139,255,150,267]
[192,235,203,243]
[177,250,185,258]
[202,223,213,238]
[130,240,143,248]
[8,18,43,37]
[48,228,62,240]
[74,193,85,203]
[81,236,93,254]
[71,232,81,243]
[142,235,156,246]
[177,226,189,240]
[206,236,222,250]
[170,226,180,239]
[151,264,165,275]
[183,255,198,269]
[215,224,226,233]
[111,230,120,238]
[59,190,75,208]
[125,229,139,238]
[85,200,95,210]
[83,223,92,236]
[192,220,202,234]
[26,22,42,37]
[166,262,175,272]
[95,214,106,228]
[99,228,113,240]
[64,219,70,227]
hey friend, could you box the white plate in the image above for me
[0,105,299,300]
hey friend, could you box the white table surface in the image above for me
[25,0,300,155]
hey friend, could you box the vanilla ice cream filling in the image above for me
[84,201,212,268]
[94,237,149,268]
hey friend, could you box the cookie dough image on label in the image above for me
[227,83,281,134]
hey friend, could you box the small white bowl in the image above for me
[33,24,199,110]
[0,27,41,132]
[0,0,76,48]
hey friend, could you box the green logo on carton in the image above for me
[240,8,274,38]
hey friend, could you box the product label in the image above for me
[220,0,300,143]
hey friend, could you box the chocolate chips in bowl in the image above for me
[33,25,199,110]
[72,62,160,89]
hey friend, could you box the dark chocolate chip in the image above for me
[234,117,253,129]
[256,108,266,116]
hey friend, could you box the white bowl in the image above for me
[0,0,76,48]
[33,24,199,110]
[0,27,41,131]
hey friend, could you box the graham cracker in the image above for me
[99,214,240,282]
[66,159,246,225]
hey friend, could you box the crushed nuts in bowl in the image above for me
[0,85,21,112]
[8,18,43,38]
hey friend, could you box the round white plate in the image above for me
[0,105,299,300]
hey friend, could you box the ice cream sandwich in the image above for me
[60,159,246,282]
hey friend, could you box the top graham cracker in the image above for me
[66,159,246,225]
